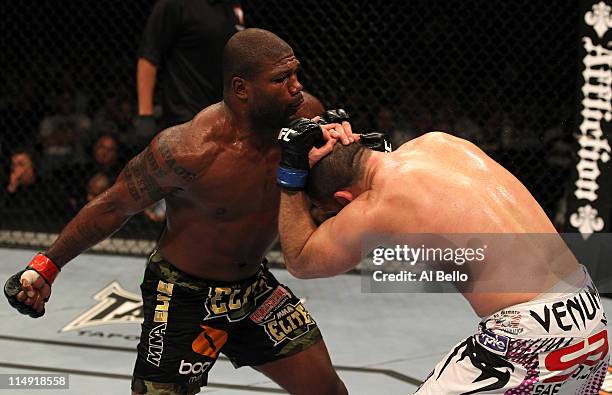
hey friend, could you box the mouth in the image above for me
[289,95,304,109]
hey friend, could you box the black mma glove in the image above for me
[4,253,60,318]
[318,109,350,125]
[277,117,325,191]
[318,109,392,152]
[360,132,393,153]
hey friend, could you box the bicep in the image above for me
[107,156,171,216]
[103,132,197,215]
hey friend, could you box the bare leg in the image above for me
[254,340,348,395]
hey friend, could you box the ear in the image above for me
[231,77,248,100]
[333,190,354,207]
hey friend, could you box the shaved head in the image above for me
[222,28,293,91]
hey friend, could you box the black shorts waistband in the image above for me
[147,249,268,291]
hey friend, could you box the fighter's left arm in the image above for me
[279,191,372,279]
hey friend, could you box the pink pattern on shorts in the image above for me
[501,336,608,395]
[503,338,543,395]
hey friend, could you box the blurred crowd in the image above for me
[0,74,575,236]
[344,91,575,230]
[0,75,164,237]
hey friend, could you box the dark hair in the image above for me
[222,28,292,91]
[94,132,119,146]
[306,143,370,206]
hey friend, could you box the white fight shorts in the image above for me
[416,266,609,394]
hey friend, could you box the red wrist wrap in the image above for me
[27,253,60,284]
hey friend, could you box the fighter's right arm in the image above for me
[45,126,198,267]
[4,122,211,317]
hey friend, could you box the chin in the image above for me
[286,106,303,122]
[287,113,300,123]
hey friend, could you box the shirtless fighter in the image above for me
[276,120,609,394]
[3,29,350,395]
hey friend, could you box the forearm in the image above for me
[137,58,157,115]
[44,198,131,267]
[279,191,318,276]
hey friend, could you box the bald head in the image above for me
[222,28,293,91]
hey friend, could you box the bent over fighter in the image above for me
[277,120,609,394]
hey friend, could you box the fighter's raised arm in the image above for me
[276,117,389,278]
[279,190,374,279]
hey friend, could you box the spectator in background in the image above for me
[480,109,514,152]
[6,148,38,195]
[344,92,374,131]
[434,97,481,142]
[0,78,44,151]
[38,90,91,176]
[78,133,123,183]
[375,105,415,147]
[2,148,73,231]
[86,172,111,202]
[135,0,244,143]
[91,91,137,151]
[60,133,123,206]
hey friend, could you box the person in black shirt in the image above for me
[136,0,244,134]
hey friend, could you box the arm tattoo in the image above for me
[76,221,106,245]
[145,145,166,178]
[124,167,141,201]
[158,139,196,182]
[47,220,108,265]
[129,147,166,202]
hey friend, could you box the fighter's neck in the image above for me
[359,151,385,192]
[222,103,281,148]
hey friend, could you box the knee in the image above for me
[333,378,348,395]
[315,375,347,395]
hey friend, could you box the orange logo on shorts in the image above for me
[192,326,228,359]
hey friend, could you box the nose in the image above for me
[289,75,303,95]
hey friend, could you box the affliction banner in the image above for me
[566,1,612,292]
[567,1,612,236]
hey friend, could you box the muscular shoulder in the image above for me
[152,107,224,184]
[415,131,481,153]
[372,161,447,218]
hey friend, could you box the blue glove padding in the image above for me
[277,118,324,190]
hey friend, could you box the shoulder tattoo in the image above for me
[127,147,166,202]
[158,138,196,182]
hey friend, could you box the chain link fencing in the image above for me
[1,0,579,258]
